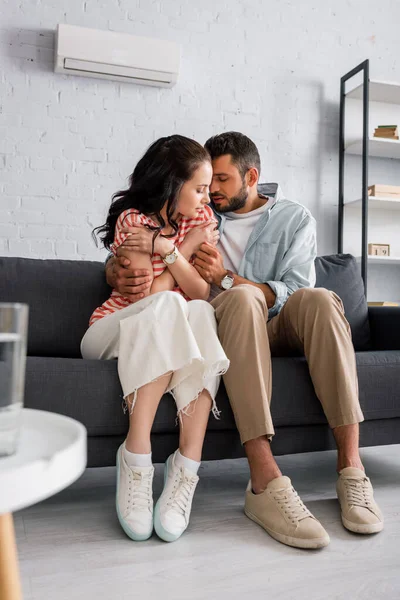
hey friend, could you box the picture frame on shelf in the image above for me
[368,243,390,257]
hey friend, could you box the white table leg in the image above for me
[0,513,22,600]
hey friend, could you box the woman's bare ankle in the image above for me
[178,444,202,462]
[125,437,151,454]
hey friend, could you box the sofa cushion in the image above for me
[23,357,237,436]
[315,254,370,351]
[24,352,400,436]
[0,257,110,357]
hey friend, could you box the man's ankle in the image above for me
[251,468,282,494]
[337,456,364,473]
[244,435,282,494]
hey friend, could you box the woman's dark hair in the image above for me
[204,131,261,178]
[94,135,210,249]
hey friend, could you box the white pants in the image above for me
[81,291,230,417]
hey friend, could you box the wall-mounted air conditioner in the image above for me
[54,24,180,88]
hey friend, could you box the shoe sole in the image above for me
[154,457,185,543]
[341,516,384,534]
[244,509,330,549]
[115,447,153,542]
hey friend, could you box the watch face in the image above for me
[221,276,234,290]
[164,249,178,265]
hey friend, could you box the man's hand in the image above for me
[193,243,226,285]
[117,225,154,254]
[106,256,152,302]
[193,242,277,307]
[181,221,219,255]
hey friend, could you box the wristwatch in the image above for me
[162,246,179,266]
[220,270,235,290]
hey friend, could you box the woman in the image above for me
[81,135,229,543]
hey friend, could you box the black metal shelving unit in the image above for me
[338,59,369,295]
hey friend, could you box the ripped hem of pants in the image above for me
[170,365,229,426]
[121,365,229,425]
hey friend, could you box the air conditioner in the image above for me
[54,24,180,88]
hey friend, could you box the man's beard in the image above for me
[212,181,248,213]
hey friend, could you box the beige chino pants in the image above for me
[211,285,364,444]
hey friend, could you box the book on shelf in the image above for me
[374,129,398,135]
[368,302,400,307]
[373,124,398,140]
[374,133,399,138]
[373,136,399,140]
[368,184,400,198]
[374,133,399,140]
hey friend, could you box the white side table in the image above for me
[0,409,87,600]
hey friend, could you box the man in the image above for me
[106,132,383,549]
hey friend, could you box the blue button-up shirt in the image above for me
[213,183,317,319]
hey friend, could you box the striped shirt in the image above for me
[89,205,216,326]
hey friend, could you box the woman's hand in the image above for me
[153,234,175,258]
[117,224,175,258]
[180,221,219,256]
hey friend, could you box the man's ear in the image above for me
[246,167,259,188]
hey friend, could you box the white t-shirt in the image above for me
[210,196,273,299]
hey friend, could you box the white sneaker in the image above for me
[116,443,154,541]
[154,451,199,542]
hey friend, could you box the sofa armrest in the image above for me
[368,306,400,350]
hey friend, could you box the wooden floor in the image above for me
[15,444,400,600]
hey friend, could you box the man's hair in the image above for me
[204,131,261,178]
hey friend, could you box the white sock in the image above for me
[124,446,152,468]
[175,449,200,475]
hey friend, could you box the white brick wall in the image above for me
[1,0,400,260]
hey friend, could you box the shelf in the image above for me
[345,196,400,210]
[345,137,400,159]
[357,256,400,265]
[346,79,400,104]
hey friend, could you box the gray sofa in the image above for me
[1,254,399,467]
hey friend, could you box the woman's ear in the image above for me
[246,167,259,188]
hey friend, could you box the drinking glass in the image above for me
[0,303,29,457]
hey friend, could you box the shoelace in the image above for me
[167,469,197,517]
[273,486,313,524]
[127,470,152,511]
[343,476,373,509]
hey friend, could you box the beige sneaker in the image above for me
[337,467,384,534]
[244,476,330,549]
